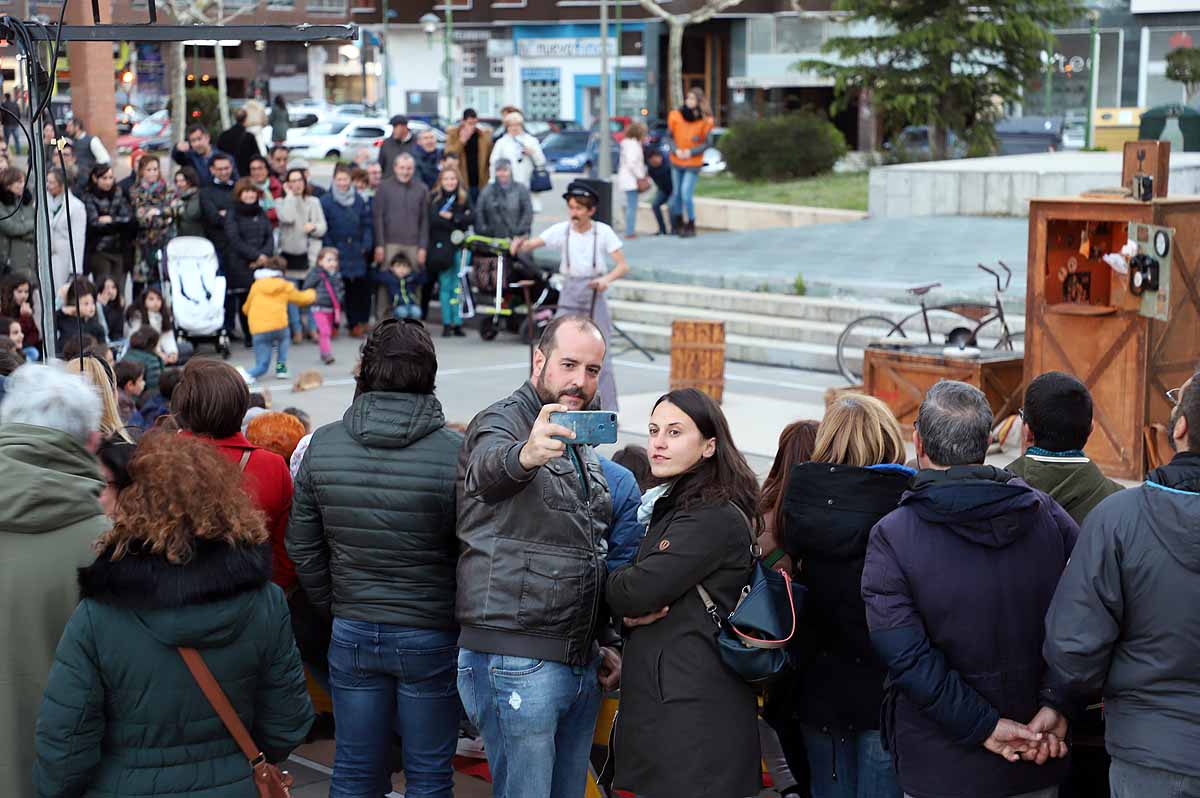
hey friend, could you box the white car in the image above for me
[286,116,391,160]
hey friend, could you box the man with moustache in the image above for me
[455,314,620,798]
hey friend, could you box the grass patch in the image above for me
[693,171,868,211]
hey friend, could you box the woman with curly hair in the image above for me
[32,431,313,798]
[128,154,175,296]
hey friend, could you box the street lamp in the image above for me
[1085,8,1100,149]
[419,9,453,123]
[419,12,438,37]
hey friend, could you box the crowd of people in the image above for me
[1,296,1197,798]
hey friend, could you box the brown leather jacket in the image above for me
[443,124,493,189]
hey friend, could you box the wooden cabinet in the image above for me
[1025,197,1200,479]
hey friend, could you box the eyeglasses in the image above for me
[1167,388,1183,405]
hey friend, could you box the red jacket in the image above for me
[184,431,297,590]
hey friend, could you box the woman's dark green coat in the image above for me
[33,540,314,798]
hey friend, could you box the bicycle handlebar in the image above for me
[977,262,1013,293]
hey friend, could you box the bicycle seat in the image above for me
[907,282,942,296]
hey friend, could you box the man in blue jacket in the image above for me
[1044,374,1200,797]
[172,123,235,185]
[862,380,1078,798]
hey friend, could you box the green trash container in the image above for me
[1138,104,1200,152]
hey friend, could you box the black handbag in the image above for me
[697,505,804,686]
[530,165,552,193]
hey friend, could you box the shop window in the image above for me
[462,50,478,80]
[522,80,560,121]
[490,56,505,80]
[306,0,346,13]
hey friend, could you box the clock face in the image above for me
[1134,270,1145,289]
[1154,230,1170,259]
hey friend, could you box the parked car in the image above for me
[995,115,1064,155]
[408,119,447,144]
[1061,110,1087,150]
[541,130,592,173]
[589,116,633,143]
[583,131,621,178]
[286,116,390,160]
[883,125,967,161]
[530,119,580,141]
[116,105,147,135]
[117,109,172,154]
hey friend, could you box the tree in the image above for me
[797,0,1082,159]
[638,0,745,110]
[1166,47,1200,101]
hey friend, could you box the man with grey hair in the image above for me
[373,150,428,323]
[861,379,1079,798]
[0,363,109,798]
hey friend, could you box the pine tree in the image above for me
[798,0,1082,159]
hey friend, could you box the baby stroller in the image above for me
[167,236,231,358]
[453,231,558,342]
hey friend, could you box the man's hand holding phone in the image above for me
[519,403,575,471]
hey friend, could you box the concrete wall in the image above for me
[868,152,1200,218]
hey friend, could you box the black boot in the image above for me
[681,220,697,238]
[442,326,453,338]
[670,214,683,235]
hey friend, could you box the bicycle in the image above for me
[835,262,1023,384]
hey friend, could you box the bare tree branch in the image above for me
[686,0,743,25]
[637,0,674,22]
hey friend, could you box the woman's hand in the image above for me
[19,301,32,317]
[624,606,669,628]
[304,222,317,234]
[439,210,453,220]
[98,214,113,225]
[256,254,269,266]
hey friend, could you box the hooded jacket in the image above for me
[224,201,274,292]
[1044,451,1200,778]
[0,424,108,798]
[33,540,313,798]
[1005,452,1123,524]
[782,462,913,733]
[241,268,316,336]
[862,465,1078,798]
[287,391,461,628]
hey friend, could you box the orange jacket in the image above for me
[668,108,714,169]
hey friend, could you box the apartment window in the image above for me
[748,16,773,54]
[461,50,477,79]
[268,0,295,9]
[489,56,504,79]
[306,0,346,13]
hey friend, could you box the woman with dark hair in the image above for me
[759,419,821,571]
[83,164,134,294]
[224,177,273,344]
[33,431,313,798]
[607,387,761,798]
[0,166,35,273]
[320,162,373,337]
[129,154,175,295]
[781,394,911,798]
[172,166,206,238]
[0,271,41,359]
[95,434,136,517]
[174,359,297,594]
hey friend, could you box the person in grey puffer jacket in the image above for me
[286,319,461,797]
[1044,374,1200,798]
[474,159,532,239]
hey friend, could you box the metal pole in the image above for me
[29,65,54,351]
[614,0,621,117]
[360,35,368,108]
[598,0,612,179]
[444,3,453,123]
[1086,11,1099,149]
[1043,57,1053,116]
[382,14,391,117]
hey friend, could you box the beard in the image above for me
[534,368,593,408]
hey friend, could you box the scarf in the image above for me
[236,201,262,217]
[256,180,276,211]
[332,184,357,208]
[47,192,65,217]
[637,481,675,529]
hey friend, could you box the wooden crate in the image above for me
[1025,196,1200,479]
[863,345,1025,435]
[669,320,725,403]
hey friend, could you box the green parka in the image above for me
[33,540,314,798]
[0,424,108,798]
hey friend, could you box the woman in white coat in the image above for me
[616,122,648,239]
[489,111,546,193]
[47,168,87,292]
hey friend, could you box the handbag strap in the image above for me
[694,502,759,629]
[177,647,266,767]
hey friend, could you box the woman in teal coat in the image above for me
[33,431,313,798]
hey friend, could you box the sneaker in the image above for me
[275,364,289,380]
[321,354,336,365]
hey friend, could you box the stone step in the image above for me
[615,320,857,373]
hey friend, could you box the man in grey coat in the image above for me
[1044,372,1200,797]
[372,152,428,323]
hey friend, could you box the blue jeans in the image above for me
[802,726,902,798]
[249,327,288,378]
[668,165,699,222]
[328,619,460,798]
[650,187,671,233]
[1111,758,1200,798]
[457,648,603,798]
[624,189,639,237]
[287,277,314,335]
[393,303,422,320]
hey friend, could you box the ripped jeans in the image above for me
[457,648,602,798]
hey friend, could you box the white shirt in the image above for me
[540,220,622,277]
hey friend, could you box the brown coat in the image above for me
[443,124,493,189]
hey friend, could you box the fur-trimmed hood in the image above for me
[78,539,274,647]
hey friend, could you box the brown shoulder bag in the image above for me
[177,647,294,798]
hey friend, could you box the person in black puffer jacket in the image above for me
[82,164,133,291]
[224,177,274,346]
[781,394,913,798]
[286,319,462,798]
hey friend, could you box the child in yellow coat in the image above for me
[242,257,317,382]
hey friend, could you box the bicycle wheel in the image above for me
[836,315,906,384]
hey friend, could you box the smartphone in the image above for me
[549,411,618,446]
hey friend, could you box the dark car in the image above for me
[995,115,1064,155]
[542,130,592,173]
[884,125,967,161]
[584,132,621,178]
